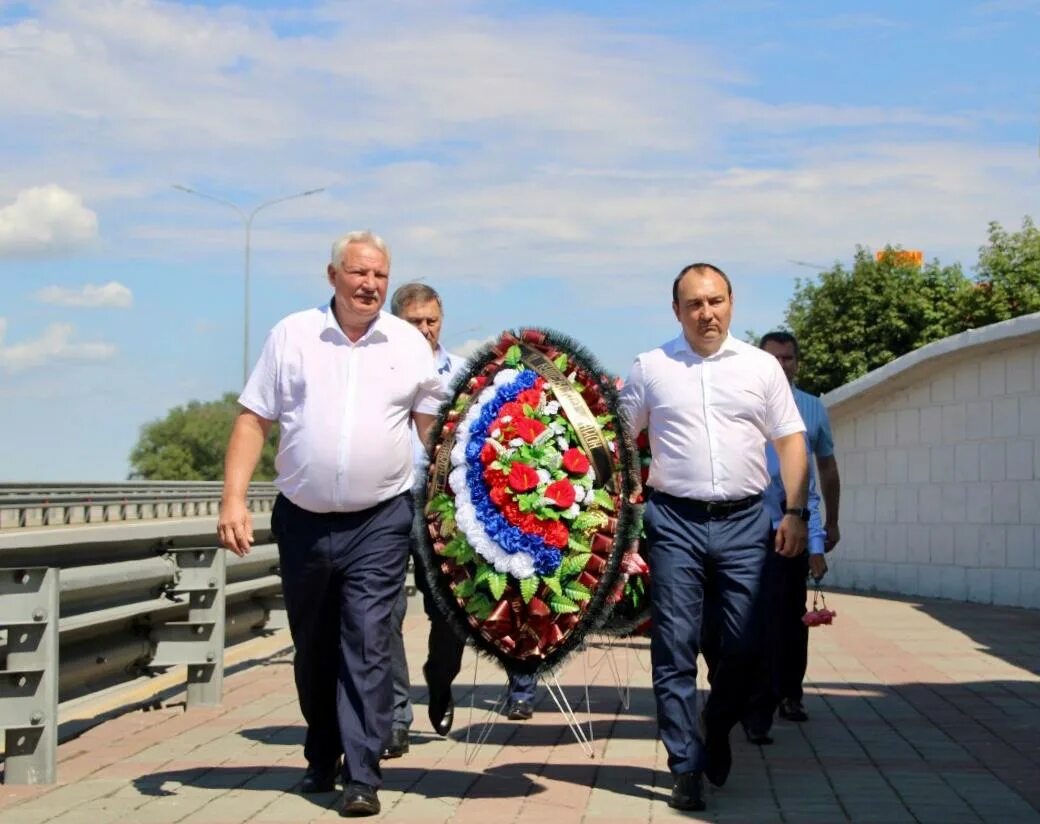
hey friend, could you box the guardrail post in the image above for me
[149,548,226,707]
[0,567,59,784]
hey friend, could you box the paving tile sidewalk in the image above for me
[2,590,1039,823]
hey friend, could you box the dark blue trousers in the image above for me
[644,491,770,775]
[272,493,411,788]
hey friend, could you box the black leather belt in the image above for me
[653,490,763,518]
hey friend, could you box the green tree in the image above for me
[784,248,971,395]
[961,217,1040,327]
[129,393,278,480]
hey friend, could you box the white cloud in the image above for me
[451,337,496,359]
[0,185,98,256]
[0,318,117,373]
[35,281,133,308]
[0,1,1032,288]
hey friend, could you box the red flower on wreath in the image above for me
[562,448,590,475]
[513,416,547,444]
[516,387,543,409]
[498,401,525,421]
[544,479,576,509]
[480,442,498,465]
[508,462,539,492]
[545,521,570,548]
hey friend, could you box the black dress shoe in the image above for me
[300,760,339,794]
[743,723,774,746]
[669,771,706,812]
[704,726,732,787]
[380,727,410,759]
[778,698,809,722]
[424,664,455,736]
[506,699,534,721]
[340,782,380,817]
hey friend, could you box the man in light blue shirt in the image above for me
[750,331,840,732]
[760,332,841,554]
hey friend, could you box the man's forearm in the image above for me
[817,455,841,524]
[774,433,809,509]
[222,411,271,501]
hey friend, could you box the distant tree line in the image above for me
[129,393,278,481]
[783,216,1039,395]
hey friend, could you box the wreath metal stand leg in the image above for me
[602,635,632,711]
[582,636,632,711]
[463,653,596,761]
[548,661,595,759]
[463,649,509,765]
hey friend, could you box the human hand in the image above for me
[774,515,807,558]
[218,498,254,557]
[809,554,828,580]
[824,521,841,552]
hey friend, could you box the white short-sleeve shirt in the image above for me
[619,333,805,501]
[240,304,445,513]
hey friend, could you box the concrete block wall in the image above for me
[824,316,1040,608]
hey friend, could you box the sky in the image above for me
[1,0,1038,481]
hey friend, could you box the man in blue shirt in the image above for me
[760,332,841,555]
[753,331,841,729]
[740,438,828,741]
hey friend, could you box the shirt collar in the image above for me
[321,300,389,345]
[669,332,740,361]
[433,344,453,375]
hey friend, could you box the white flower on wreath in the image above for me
[544,400,560,415]
[493,368,519,387]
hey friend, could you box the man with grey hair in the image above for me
[219,230,444,816]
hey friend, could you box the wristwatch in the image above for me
[784,507,810,522]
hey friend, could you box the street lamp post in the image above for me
[173,185,325,384]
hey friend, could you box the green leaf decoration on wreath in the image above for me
[559,552,591,577]
[487,570,508,600]
[592,488,615,511]
[474,564,492,586]
[504,344,523,367]
[549,594,580,613]
[465,593,493,620]
[453,578,477,599]
[553,353,569,371]
[572,511,608,534]
[542,573,563,597]
[519,575,539,604]
[564,582,592,602]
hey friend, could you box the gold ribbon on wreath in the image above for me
[518,343,614,491]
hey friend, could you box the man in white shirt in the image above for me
[218,231,444,817]
[619,263,809,813]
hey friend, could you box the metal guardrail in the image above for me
[0,484,282,785]
[0,482,277,530]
